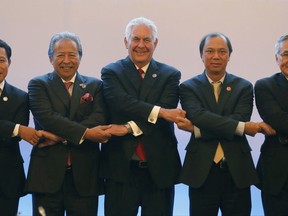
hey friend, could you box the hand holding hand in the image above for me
[105,124,129,136]
[176,117,194,132]
[244,122,262,137]
[18,125,42,145]
[258,122,276,136]
[36,131,64,148]
[159,108,186,123]
[84,125,112,143]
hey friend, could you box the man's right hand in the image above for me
[18,125,42,145]
[84,125,112,143]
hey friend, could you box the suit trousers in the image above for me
[189,162,251,216]
[0,190,19,216]
[261,176,288,216]
[104,161,175,216]
[32,169,98,216]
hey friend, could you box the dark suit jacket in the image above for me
[0,82,27,198]
[100,57,182,189]
[255,72,288,195]
[25,71,107,196]
[180,72,258,188]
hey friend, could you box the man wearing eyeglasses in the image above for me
[255,34,288,216]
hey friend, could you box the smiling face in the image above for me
[0,47,11,83]
[124,24,158,68]
[201,36,230,80]
[49,39,80,81]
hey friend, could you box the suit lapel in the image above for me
[276,73,288,108]
[0,82,12,113]
[69,73,86,119]
[199,72,217,111]
[139,59,158,100]
[122,57,142,92]
[217,73,233,112]
[49,72,71,110]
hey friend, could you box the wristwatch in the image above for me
[124,123,133,134]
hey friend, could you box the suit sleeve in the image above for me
[255,79,288,134]
[180,80,253,141]
[101,67,180,123]
[28,78,87,144]
[0,91,29,139]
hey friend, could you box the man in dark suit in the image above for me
[25,31,119,216]
[101,17,185,216]
[0,39,58,216]
[176,32,275,216]
[255,34,288,216]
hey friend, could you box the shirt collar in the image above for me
[0,80,5,91]
[206,73,226,84]
[61,73,76,83]
[135,63,150,74]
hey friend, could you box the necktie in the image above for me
[135,68,146,161]
[212,81,224,163]
[0,88,2,96]
[138,68,145,79]
[64,82,73,96]
[64,81,73,168]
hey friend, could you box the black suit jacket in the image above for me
[101,57,182,188]
[25,71,107,196]
[255,72,288,195]
[0,82,27,198]
[180,72,258,188]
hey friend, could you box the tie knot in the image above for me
[138,68,144,79]
[212,81,221,91]
[212,81,221,87]
[64,82,73,90]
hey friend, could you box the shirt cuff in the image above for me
[235,121,245,136]
[12,124,20,137]
[194,126,201,138]
[78,129,87,144]
[128,121,143,136]
[148,106,160,124]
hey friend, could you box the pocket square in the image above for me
[80,93,93,104]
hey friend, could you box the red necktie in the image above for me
[64,81,73,167]
[135,68,146,161]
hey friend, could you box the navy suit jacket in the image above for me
[25,71,107,196]
[180,72,258,188]
[101,57,182,188]
[0,82,27,198]
[255,72,288,195]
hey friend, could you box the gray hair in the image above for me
[275,34,288,55]
[125,17,158,42]
[48,31,83,59]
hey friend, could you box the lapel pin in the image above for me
[226,86,231,91]
[79,83,86,89]
[3,96,8,102]
[152,74,157,78]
